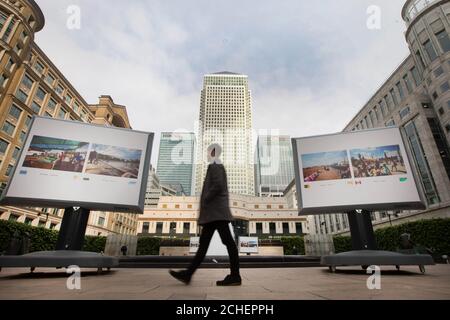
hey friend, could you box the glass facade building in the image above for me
[156,132,195,196]
[256,135,295,197]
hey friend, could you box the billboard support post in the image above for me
[347,210,377,251]
[55,207,90,251]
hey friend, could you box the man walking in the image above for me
[169,144,241,286]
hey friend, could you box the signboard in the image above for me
[189,237,200,253]
[0,116,153,213]
[238,236,259,254]
[292,127,425,215]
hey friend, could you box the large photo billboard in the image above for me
[292,127,425,215]
[0,117,153,213]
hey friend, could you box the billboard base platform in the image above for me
[119,255,321,268]
[321,250,434,274]
[0,250,119,272]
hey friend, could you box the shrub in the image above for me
[0,219,106,254]
[136,237,161,255]
[280,236,305,255]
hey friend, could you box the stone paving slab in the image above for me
[0,265,449,300]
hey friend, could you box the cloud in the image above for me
[34,0,410,165]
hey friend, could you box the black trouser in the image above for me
[187,220,240,277]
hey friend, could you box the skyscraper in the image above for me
[194,72,255,195]
[156,132,195,196]
[256,135,295,197]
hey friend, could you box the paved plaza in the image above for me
[0,265,449,300]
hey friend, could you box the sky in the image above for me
[34,0,410,165]
[92,144,142,161]
[302,150,348,168]
[350,145,402,159]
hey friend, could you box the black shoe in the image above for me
[216,274,242,286]
[169,270,191,285]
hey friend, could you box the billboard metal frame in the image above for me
[0,116,153,214]
[291,127,426,215]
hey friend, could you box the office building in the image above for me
[156,132,194,196]
[194,72,255,196]
[0,0,137,235]
[303,0,450,235]
[138,193,308,237]
[256,135,295,197]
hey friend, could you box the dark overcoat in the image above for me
[198,163,233,225]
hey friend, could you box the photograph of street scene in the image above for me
[22,135,88,173]
[350,145,407,178]
[84,144,142,179]
[302,150,351,182]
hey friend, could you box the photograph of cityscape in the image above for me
[302,150,351,182]
[84,144,142,179]
[22,135,89,173]
[350,145,407,178]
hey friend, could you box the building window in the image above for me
[423,40,438,62]
[295,222,303,235]
[169,222,176,235]
[389,88,398,107]
[267,204,271,209]
[5,164,14,177]
[385,119,395,127]
[55,84,64,96]
[427,118,450,181]
[65,94,72,105]
[269,222,276,234]
[57,108,67,119]
[31,101,41,114]
[2,121,15,135]
[438,107,444,116]
[436,29,450,53]
[282,222,289,234]
[16,89,28,103]
[434,66,444,78]
[399,106,410,120]
[403,74,412,94]
[47,98,57,111]
[12,147,20,160]
[415,50,425,70]
[254,205,259,209]
[45,73,55,86]
[0,139,8,154]
[404,120,440,205]
[9,104,22,120]
[98,216,105,226]
[8,214,19,222]
[25,116,32,128]
[19,131,26,142]
[0,73,7,87]
[24,217,33,225]
[33,61,45,74]
[156,222,163,234]
[440,81,449,93]
[187,204,192,209]
[396,82,405,101]
[35,87,46,102]
[183,222,190,234]
[5,58,14,73]
[142,222,149,233]
[21,74,34,91]
[410,66,422,86]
